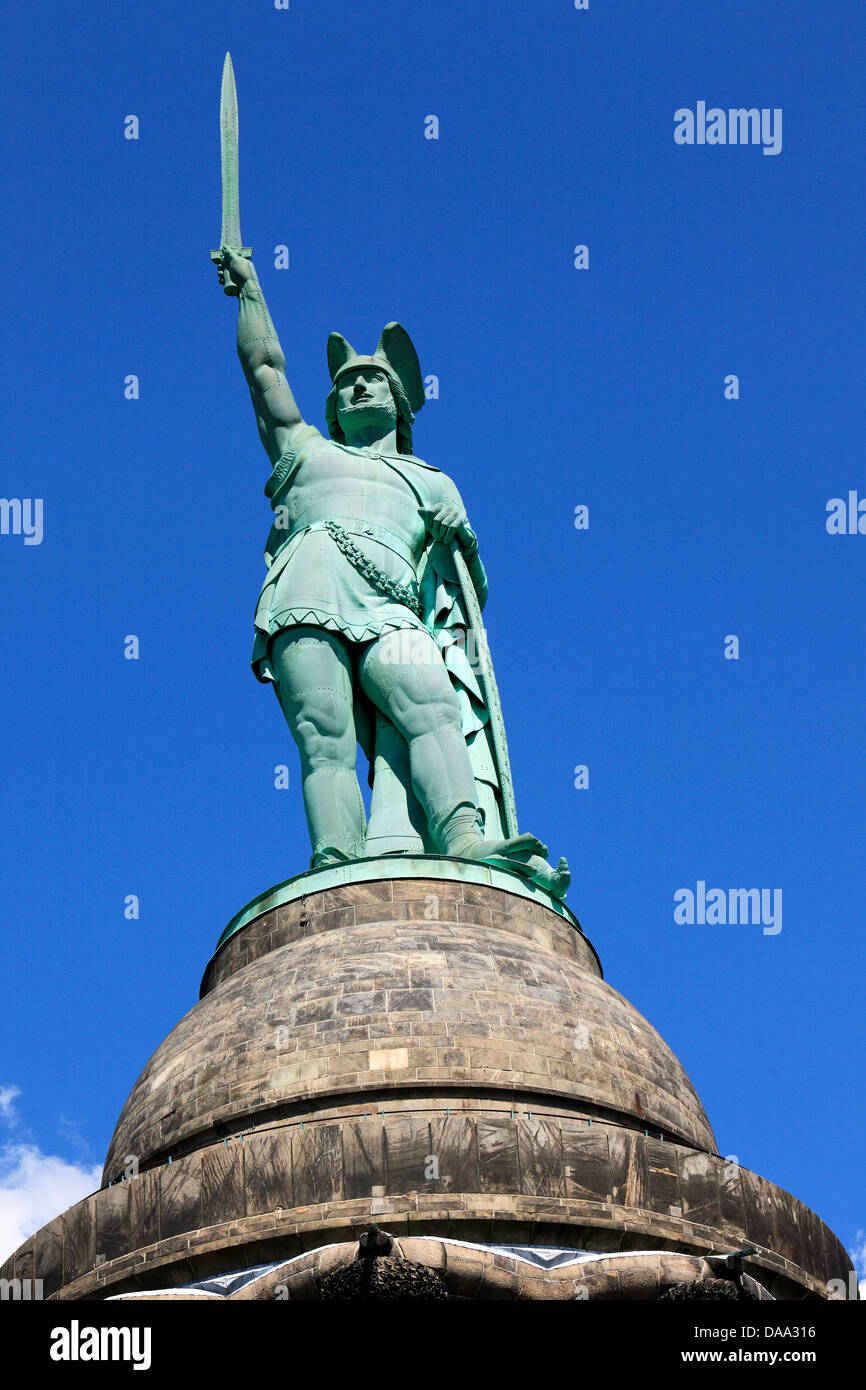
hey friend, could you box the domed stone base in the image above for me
[2,860,854,1301]
[106,1238,777,1302]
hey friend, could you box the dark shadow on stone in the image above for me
[659,1277,760,1301]
[320,1225,446,1300]
[321,1254,447,1300]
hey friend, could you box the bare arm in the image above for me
[218,249,307,464]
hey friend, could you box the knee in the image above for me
[360,633,463,740]
[289,688,356,770]
[393,686,462,741]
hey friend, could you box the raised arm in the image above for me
[217,249,307,464]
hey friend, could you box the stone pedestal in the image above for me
[3,859,854,1300]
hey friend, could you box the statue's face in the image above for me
[336,367,397,438]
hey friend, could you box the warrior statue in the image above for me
[212,57,569,898]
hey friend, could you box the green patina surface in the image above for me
[211,54,570,901]
[212,855,584,955]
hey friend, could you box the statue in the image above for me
[211,55,569,899]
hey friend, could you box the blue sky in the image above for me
[1,0,863,1273]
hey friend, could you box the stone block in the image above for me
[245,1130,293,1215]
[201,1144,244,1229]
[159,1154,201,1241]
[94,1184,129,1266]
[518,1118,565,1197]
[342,1122,385,1200]
[293,1126,342,1208]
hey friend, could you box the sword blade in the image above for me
[451,545,520,838]
[219,52,243,251]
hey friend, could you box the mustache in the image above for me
[340,396,396,414]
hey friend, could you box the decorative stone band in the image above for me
[105,1241,776,1301]
[5,1114,851,1301]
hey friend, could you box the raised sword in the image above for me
[209,52,252,295]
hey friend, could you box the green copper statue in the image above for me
[211,54,569,898]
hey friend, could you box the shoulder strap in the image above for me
[378,455,430,509]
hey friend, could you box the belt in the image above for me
[285,516,417,570]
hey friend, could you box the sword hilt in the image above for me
[210,246,253,297]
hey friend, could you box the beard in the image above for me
[338,396,397,434]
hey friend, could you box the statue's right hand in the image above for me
[216,247,253,296]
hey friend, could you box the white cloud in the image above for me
[0,1143,101,1263]
[0,1087,21,1123]
[851,1230,866,1301]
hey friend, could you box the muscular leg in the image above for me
[269,626,366,866]
[358,629,567,893]
[359,629,477,842]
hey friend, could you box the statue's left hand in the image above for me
[420,503,477,553]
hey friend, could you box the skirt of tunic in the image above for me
[251,527,429,683]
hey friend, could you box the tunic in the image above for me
[251,424,463,682]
